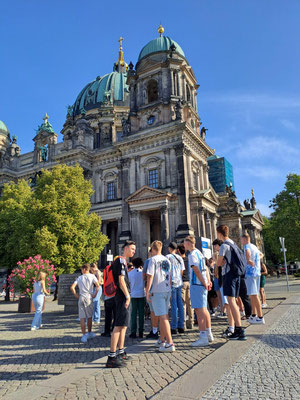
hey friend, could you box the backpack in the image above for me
[103,264,117,298]
[224,241,246,277]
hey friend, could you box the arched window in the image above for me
[186,85,191,102]
[147,79,158,103]
[94,132,100,149]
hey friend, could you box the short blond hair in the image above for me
[184,236,196,245]
[150,240,163,252]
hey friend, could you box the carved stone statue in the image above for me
[244,199,251,210]
[122,118,131,136]
[225,183,236,198]
[250,196,256,210]
[174,100,183,120]
[40,145,48,162]
[200,126,208,140]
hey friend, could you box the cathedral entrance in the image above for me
[107,221,118,256]
[149,210,161,243]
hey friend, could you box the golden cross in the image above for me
[43,113,49,124]
[118,36,124,49]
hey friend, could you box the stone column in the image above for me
[182,75,186,100]
[118,159,132,243]
[203,164,209,189]
[170,70,174,96]
[199,208,206,238]
[164,149,171,188]
[135,155,140,190]
[177,72,182,97]
[161,205,170,253]
[211,214,217,240]
[175,144,194,239]
[130,210,141,251]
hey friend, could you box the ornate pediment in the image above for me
[126,185,175,204]
[241,209,265,226]
[191,186,219,207]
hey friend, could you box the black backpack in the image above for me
[224,241,246,277]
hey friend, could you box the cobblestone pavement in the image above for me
[201,301,300,400]
[0,295,282,400]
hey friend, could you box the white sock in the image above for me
[153,327,158,334]
[229,326,234,333]
[206,328,212,335]
[200,331,207,338]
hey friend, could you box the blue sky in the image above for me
[1,0,300,216]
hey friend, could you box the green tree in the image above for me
[0,164,108,275]
[263,174,300,264]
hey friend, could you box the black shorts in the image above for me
[223,271,241,298]
[114,292,129,327]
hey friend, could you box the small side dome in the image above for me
[0,120,10,136]
[138,36,185,62]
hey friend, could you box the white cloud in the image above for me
[240,166,282,180]
[280,119,297,131]
[203,92,300,111]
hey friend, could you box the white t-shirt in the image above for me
[166,254,185,288]
[188,248,207,286]
[147,255,172,293]
[128,268,145,298]
[219,239,234,275]
[244,243,261,277]
[74,273,98,299]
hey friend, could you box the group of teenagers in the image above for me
[70,223,267,369]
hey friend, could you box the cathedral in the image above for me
[0,26,264,264]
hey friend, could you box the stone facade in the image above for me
[0,31,264,264]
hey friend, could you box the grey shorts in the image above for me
[78,296,93,319]
[151,292,171,317]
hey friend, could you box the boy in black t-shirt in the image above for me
[106,240,136,368]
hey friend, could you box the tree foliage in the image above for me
[0,164,108,274]
[263,174,300,264]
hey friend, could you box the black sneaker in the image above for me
[139,332,144,338]
[171,329,177,335]
[118,351,132,362]
[106,356,124,368]
[178,328,185,334]
[222,327,232,338]
[228,329,246,341]
[129,332,137,338]
[146,330,159,339]
[101,332,111,337]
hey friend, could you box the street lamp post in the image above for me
[279,237,289,291]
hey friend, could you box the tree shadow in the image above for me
[0,370,61,382]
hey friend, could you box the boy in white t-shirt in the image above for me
[129,257,146,338]
[184,236,213,347]
[70,263,100,343]
[146,240,175,352]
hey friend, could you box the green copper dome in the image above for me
[138,36,185,62]
[72,71,129,116]
[0,120,9,136]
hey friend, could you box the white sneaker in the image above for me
[155,339,165,348]
[191,337,209,347]
[87,332,97,339]
[252,317,265,325]
[262,304,268,309]
[248,315,257,324]
[31,326,38,331]
[159,344,175,352]
[93,321,100,325]
[81,334,88,343]
[207,332,214,342]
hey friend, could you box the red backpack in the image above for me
[103,264,117,298]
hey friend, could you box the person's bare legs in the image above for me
[160,315,172,344]
[151,312,159,332]
[216,290,224,313]
[195,308,206,331]
[225,304,234,327]
[80,318,86,335]
[236,297,244,313]
[117,326,127,349]
[260,288,266,304]
[250,295,263,317]
[110,326,122,352]
[227,296,242,326]
[87,317,92,333]
[204,308,211,328]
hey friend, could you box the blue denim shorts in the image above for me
[190,285,207,309]
[151,292,171,316]
[214,276,220,291]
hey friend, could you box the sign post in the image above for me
[279,237,289,291]
[107,250,113,265]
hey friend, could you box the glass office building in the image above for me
[207,155,235,194]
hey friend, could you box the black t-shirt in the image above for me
[111,256,130,297]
